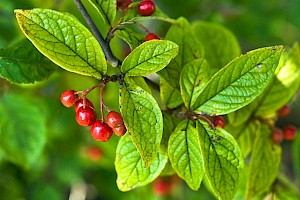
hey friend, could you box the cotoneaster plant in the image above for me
[0,0,299,199]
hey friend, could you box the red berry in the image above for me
[153,177,172,196]
[74,98,94,112]
[138,0,155,16]
[145,33,160,41]
[90,121,113,142]
[271,127,284,144]
[107,111,124,128]
[60,90,78,107]
[75,107,97,126]
[117,0,132,9]
[213,116,225,128]
[87,147,103,161]
[277,105,290,117]
[113,124,126,136]
[283,125,297,141]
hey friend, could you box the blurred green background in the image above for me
[1,0,300,199]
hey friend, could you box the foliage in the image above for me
[1,0,300,199]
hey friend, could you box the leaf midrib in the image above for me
[125,44,176,73]
[196,49,279,109]
[18,11,101,73]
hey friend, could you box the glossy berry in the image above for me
[113,124,126,136]
[283,125,297,141]
[107,111,124,128]
[117,0,132,9]
[60,90,78,107]
[213,116,225,128]
[271,127,284,144]
[277,105,290,117]
[145,33,160,41]
[153,177,172,196]
[138,0,155,16]
[74,98,94,112]
[75,107,97,126]
[90,120,113,142]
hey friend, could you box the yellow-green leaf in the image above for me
[15,9,107,78]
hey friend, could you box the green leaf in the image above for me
[180,59,210,108]
[124,76,152,94]
[160,78,183,109]
[161,114,181,152]
[254,43,300,116]
[225,120,258,158]
[197,120,244,200]
[192,21,241,72]
[0,93,46,168]
[293,129,300,183]
[168,120,204,190]
[227,99,259,126]
[192,46,283,115]
[0,39,57,84]
[84,0,116,27]
[228,43,300,124]
[15,9,107,78]
[121,40,179,76]
[246,123,281,200]
[114,28,144,50]
[158,17,202,89]
[115,134,168,191]
[120,83,163,166]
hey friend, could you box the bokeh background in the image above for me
[1,0,300,199]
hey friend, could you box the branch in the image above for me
[74,0,119,67]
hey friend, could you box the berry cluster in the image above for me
[271,105,297,144]
[271,125,297,144]
[60,89,126,142]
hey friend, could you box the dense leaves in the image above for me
[1,0,299,199]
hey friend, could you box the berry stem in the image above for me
[194,113,216,130]
[74,0,119,67]
[121,21,150,33]
[107,20,151,42]
[99,82,111,122]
